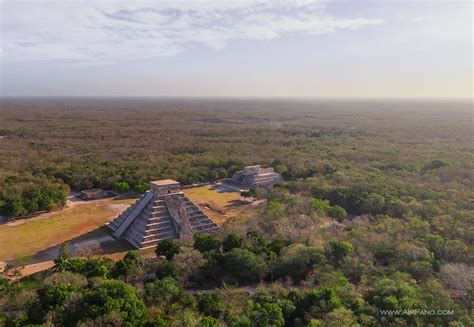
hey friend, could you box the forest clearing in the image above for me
[183,184,257,225]
[0,197,135,262]
[1,184,255,278]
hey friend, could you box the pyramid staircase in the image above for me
[107,180,219,249]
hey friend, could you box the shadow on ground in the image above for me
[225,199,254,209]
[6,225,133,266]
[210,184,241,193]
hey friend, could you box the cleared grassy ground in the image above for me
[0,198,135,261]
[183,185,242,208]
[183,185,255,224]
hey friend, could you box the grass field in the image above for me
[183,185,254,224]
[183,185,242,208]
[0,197,135,261]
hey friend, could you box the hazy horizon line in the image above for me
[0,95,472,102]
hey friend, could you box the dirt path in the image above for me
[21,261,55,277]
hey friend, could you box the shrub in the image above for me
[276,244,325,281]
[222,233,243,252]
[156,239,181,260]
[112,181,130,193]
[84,280,146,324]
[194,234,221,253]
[133,182,149,193]
[223,248,268,283]
[326,240,353,267]
[197,293,225,318]
[326,205,347,221]
[155,260,181,280]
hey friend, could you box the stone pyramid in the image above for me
[107,180,219,249]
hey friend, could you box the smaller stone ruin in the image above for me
[225,165,283,190]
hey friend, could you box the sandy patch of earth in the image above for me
[21,261,55,277]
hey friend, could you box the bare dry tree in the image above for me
[74,243,102,258]
[441,263,473,314]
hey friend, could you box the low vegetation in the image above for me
[0,176,68,219]
[0,230,471,326]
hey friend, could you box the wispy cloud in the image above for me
[1,0,383,65]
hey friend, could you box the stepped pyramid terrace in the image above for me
[224,165,283,190]
[107,180,219,249]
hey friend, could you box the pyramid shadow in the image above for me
[224,199,251,209]
[209,184,241,194]
[6,226,133,267]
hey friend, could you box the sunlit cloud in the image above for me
[1,0,383,65]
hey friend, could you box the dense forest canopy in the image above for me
[0,98,471,219]
[0,98,472,325]
[1,231,472,326]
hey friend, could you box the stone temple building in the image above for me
[107,180,219,249]
[226,165,283,190]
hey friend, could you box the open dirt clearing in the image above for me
[183,184,255,224]
[0,197,135,261]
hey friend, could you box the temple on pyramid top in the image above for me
[150,179,181,195]
[107,179,219,249]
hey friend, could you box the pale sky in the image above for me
[0,0,472,98]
